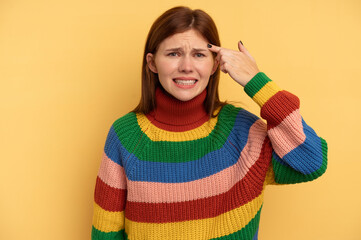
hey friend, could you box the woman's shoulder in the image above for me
[108,111,141,137]
[218,103,260,122]
[112,111,137,127]
[217,104,266,141]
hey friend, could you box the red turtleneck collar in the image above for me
[145,88,209,132]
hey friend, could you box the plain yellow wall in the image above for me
[1,0,360,239]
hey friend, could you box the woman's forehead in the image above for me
[158,29,208,50]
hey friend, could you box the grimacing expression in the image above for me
[146,29,218,101]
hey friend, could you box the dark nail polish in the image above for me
[207,44,212,48]
[240,40,243,45]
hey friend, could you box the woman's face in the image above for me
[147,29,218,101]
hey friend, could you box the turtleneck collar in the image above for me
[145,88,209,132]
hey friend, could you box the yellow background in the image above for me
[1,0,360,239]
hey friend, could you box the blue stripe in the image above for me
[105,109,260,183]
[126,142,237,182]
[275,118,323,175]
[104,126,123,166]
[252,227,259,240]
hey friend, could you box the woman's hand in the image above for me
[208,41,260,87]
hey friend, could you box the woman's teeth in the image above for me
[174,79,197,85]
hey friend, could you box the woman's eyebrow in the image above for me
[164,47,208,52]
[165,48,182,52]
[193,48,207,52]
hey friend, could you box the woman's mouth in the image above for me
[173,79,198,85]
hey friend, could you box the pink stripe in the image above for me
[127,120,267,203]
[267,109,306,158]
[98,152,127,189]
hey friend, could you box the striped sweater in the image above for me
[92,72,328,240]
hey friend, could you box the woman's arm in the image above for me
[244,72,327,184]
[92,125,127,239]
[208,42,328,184]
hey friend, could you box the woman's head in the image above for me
[147,29,217,102]
[134,6,224,116]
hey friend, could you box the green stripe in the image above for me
[91,227,127,240]
[112,104,240,163]
[211,205,262,240]
[244,72,271,98]
[272,138,328,184]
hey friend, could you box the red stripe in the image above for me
[125,140,272,223]
[145,88,209,132]
[261,90,299,128]
[146,114,209,132]
[94,177,127,212]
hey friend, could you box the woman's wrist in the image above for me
[244,72,282,107]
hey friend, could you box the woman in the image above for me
[92,6,327,240]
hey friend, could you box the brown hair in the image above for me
[133,6,226,117]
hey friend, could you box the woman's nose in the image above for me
[178,56,193,73]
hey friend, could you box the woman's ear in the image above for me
[146,53,158,73]
[211,57,219,75]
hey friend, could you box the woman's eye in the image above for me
[168,52,179,57]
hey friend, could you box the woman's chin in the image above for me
[171,91,198,101]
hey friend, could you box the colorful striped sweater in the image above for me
[92,72,328,240]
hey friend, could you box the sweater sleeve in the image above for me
[244,72,328,184]
[91,125,127,239]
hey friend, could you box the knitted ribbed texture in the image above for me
[146,88,209,132]
[92,72,328,240]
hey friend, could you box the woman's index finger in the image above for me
[207,44,221,53]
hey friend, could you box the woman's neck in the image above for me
[145,88,209,132]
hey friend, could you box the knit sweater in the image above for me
[91,72,328,240]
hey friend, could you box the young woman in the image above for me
[92,6,328,240]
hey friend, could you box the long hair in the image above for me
[133,6,226,117]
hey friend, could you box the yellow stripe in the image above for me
[136,109,220,142]
[124,191,264,240]
[265,164,281,185]
[92,202,125,232]
[252,81,281,107]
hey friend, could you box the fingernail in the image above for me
[239,40,244,45]
[207,43,212,48]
